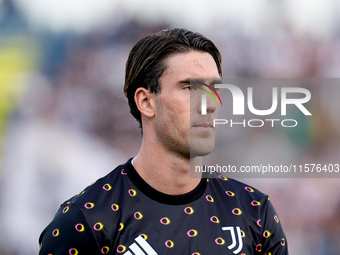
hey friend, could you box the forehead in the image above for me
[162,51,220,81]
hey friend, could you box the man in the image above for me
[39,28,288,254]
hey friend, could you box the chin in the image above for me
[190,145,215,157]
[189,138,215,156]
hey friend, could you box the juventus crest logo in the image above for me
[222,226,243,254]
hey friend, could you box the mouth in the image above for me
[192,122,214,129]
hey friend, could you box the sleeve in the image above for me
[39,203,101,255]
[259,197,289,255]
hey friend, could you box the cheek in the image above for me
[158,103,190,138]
[154,91,191,131]
[158,96,188,119]
[167,100,190,126]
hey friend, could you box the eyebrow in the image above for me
[178,78,222,86]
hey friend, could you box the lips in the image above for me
[192,122,214,128]
[192,123,213,128]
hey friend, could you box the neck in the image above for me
[133,139,202,195]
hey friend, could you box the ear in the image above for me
[135,87,155,118]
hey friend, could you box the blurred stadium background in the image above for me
[0,0,340,254]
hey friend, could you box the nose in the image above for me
[206,93,217,114]
[199,93,217,115]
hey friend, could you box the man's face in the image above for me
[152,51,220,158]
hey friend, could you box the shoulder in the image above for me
[39,161,131,254]
[208,176,268,200]
[69,162,128,207]
[208,176,271,218]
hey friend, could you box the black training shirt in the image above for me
[39,159,288,255]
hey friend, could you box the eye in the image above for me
[184,85,196,91]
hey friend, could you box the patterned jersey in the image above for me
[39,159,288,255]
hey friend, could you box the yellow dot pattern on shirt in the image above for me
[41,172,286,254]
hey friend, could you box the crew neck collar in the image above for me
[125,158,207,205]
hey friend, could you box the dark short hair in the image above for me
[124,28,222,129]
